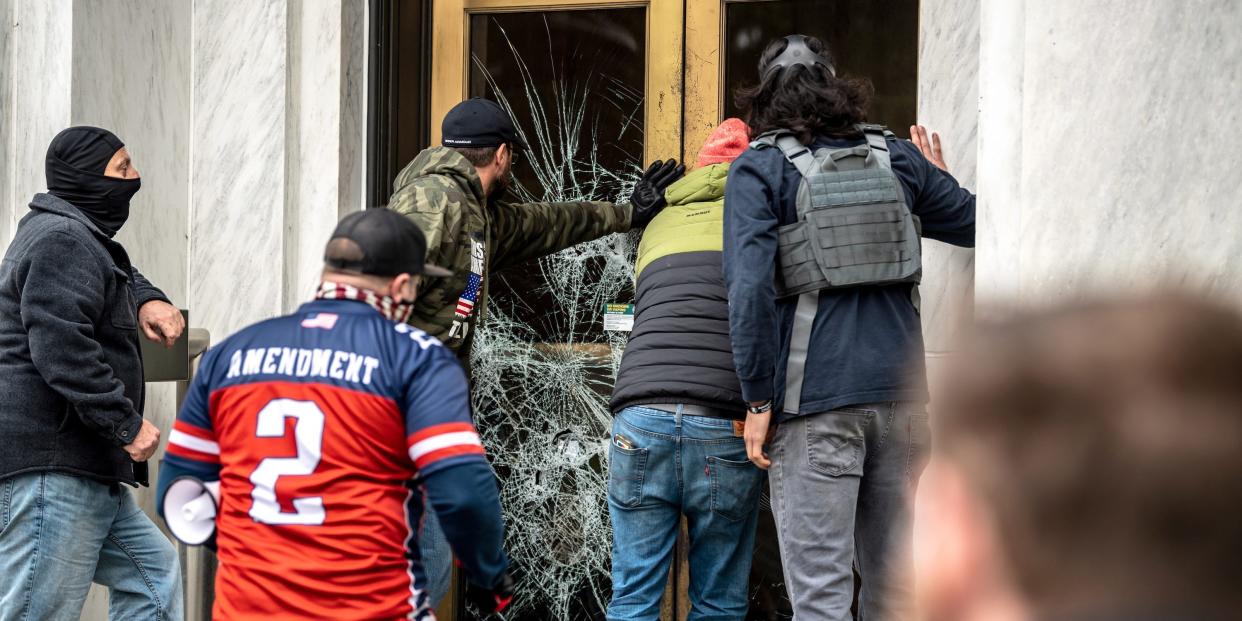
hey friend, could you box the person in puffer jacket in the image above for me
[606,119,764,621]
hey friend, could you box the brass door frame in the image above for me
[684,0,724,162]
[430,0,685,164]
[688,0,799,160]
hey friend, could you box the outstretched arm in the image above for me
[489,198,630,270]
[490,159,685,270]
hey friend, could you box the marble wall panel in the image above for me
[284,0,339,308]
[974,0,1026,306]
[977,0,1242,306]
[283,0,367,312]
[72,0,191,307]
[5,0,73,242]
[189,0,288,341]
[1013,0,1242,302]
[918,0,979,353]
[1,0,13,244]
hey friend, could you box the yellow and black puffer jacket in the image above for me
[610,162,744,419]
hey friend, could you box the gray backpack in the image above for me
[751,124,922,299]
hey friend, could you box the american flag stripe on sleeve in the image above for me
[166,420,221,464]
[407,422,485,469]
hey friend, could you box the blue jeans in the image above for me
[0,472,183,620]
[768,402,929,621]
[607,406,765,621]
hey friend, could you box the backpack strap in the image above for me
[857,123,892,169]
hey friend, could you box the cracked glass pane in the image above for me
[467,9,646,620]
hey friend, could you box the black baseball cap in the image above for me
[442,98,528,151]
[324,208,452,278]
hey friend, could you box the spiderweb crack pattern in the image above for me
[466,16,645,619]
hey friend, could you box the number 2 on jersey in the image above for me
[249,399,326,525]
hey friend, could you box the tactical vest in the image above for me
[751,124,922,299]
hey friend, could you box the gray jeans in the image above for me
[768,402,929,621]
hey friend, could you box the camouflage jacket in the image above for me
[388,147,632,356]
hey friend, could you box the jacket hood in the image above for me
[393,146,487,204]
[29,192,111,239]
[664,162,730,208]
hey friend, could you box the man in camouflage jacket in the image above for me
[386,97,684,609]
[389,98,683,357]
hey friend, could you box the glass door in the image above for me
[430,2,684,620]
[685,0,920,151]
[431,0,683,164]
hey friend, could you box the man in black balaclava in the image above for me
[0,126,185,618]
[46,124,142,237]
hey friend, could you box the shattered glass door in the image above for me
[466,8,647,620]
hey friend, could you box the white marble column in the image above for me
[918,0,980,402]
[190,0,367,343]
[918,0,980,355]
[976,0,1242,304]
[975,0,1025,306]
[72,0,191,309]
[188,0,290,340]
[283,0,367,310]
[0,0,13,242]
[2,0,74,243]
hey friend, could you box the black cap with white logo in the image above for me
[441,98,528,151]
[324,208,453,278]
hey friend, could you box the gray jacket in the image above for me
[0,193,168,486]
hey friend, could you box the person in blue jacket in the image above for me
[723,35,976,621]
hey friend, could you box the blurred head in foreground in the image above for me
[914,294,1242,621]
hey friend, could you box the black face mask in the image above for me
[45,126,141,238]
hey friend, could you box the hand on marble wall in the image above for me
[910,125,948,172]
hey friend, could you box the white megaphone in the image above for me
[163,477,220,546]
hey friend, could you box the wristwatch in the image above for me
[747,400,773,415]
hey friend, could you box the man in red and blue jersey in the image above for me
[156,208,513,620]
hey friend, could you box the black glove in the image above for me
[629,159,686,228]
[464,571,516,617]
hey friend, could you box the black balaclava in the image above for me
[45,126,141,238]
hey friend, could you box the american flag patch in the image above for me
[455,273,482,317]
[301,313,339,329]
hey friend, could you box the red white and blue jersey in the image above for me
[163,299,485,620]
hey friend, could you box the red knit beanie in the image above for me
[695,118,751,168]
